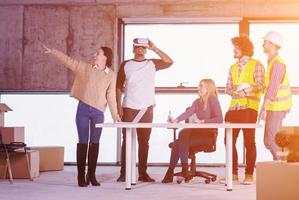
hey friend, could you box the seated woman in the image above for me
[162,79,223,183]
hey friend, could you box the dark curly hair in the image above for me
[231,35,254,57]
[101,46,113,68]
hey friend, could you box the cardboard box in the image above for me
[0,150,39,179]
[0,127,25,144]
[0,103,12,127]
[30,146,64,171]
[256,161,299,200]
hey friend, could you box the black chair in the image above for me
[0,130,31,183]
[169,119,218,184]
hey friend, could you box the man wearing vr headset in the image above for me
[116,38,173,182]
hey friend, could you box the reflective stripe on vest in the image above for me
[265,55,292,111]
[229,58,262,111]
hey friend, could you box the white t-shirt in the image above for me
[117,59,172,110]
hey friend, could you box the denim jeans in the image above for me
[76,101,104,144]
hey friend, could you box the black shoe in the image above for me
[117,174,125,182]
[162,169,174,184]
[138,173,155,182]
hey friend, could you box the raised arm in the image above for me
[147,40,173,70]
[43,45,80,72]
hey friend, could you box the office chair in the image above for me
[169,116,218,184]
[0,130,31,183]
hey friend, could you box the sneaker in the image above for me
[219,174,239,184]
[116,174,125,182]
[242,174,254,185]
[138,173,155,182]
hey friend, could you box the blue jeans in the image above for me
[76,101,104,144]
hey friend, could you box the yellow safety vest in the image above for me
[265,55,292,111]
[229,59,262,111]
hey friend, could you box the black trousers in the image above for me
[120,106,153,175]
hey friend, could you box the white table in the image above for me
[96,122,262,191]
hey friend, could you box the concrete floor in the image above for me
[0,166,256,200]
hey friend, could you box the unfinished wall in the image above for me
[0,4,115,91]
[1,0,299,91]
[0,6,23,90]
[22,6,69,90]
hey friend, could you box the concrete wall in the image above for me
[0,0,299,91]
[0,4,115,91]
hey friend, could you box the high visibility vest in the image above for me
[265,55,292,111]
[229,59,262,111]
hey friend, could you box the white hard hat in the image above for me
[263,31,283,47]
[236,83,251,92]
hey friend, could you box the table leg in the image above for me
[226,128,233,191]
[131,128,137,185]
[125,128,132,190]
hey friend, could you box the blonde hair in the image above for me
[200,79,218,110]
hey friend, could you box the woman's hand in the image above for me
[193,118,204,123]
[167,115,178,123]
[42,45,52,54]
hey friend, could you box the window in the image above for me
[125,24,239,87]
[250,23,299,86]
[1,94,116,162]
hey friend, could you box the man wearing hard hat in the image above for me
[258,31,292,160]
[221,35,265,185]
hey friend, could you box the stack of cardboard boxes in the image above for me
[0,103,39,179]
[0,103,64,180]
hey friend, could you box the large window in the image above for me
[250,23,299,86]
[124,23,245,164]
[125,24,239,87]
